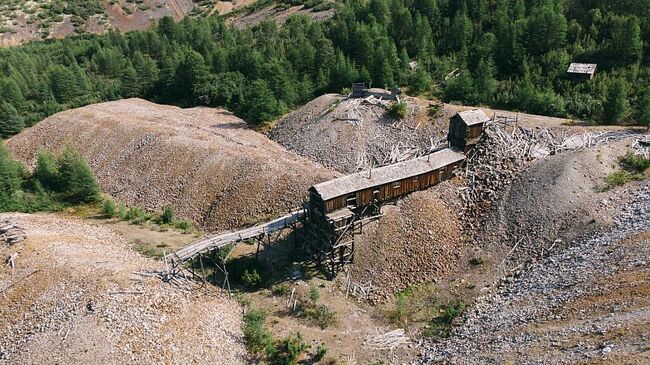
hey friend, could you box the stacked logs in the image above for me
[1,220,26,245]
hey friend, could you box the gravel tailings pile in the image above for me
[419,185,650,364]
[268,94,455,174]
[7,99,337,232]
[346,183,464,302]
[0,213,246,364]
[475,140,630,264]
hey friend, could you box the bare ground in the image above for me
[6,98,337,232]
[0,213,245,364]
[419,184,650,364]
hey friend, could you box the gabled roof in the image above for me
[567,63,597,75]
[456,110,490,126]
[310,148,466,201]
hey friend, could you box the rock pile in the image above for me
[268,94,453,174]
[0,213,246,364]
[6,99,337,232]
[344,186,463,302]
[418,186,650,364]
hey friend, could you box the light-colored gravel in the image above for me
[0,213,246,364]
[6,98,337,232]
[418,185,650,364]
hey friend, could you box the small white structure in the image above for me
[567,63,597,80]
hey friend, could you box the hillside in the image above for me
[6,99,337,231]
[0,212,245,364]
[0,0,337,47]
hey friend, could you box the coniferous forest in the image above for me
[1,0,649,139]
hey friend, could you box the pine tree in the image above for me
[474,58,497,103]
[0,102,25,138]
[242,79,280,124]
[55,146,100,203]
[603,78,629,124]
[639,92,650,129]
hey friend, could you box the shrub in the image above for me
[174,219,193,233]
[605,170,641,188]
[424,300,465,338]
[160,205,174,224]
[469,257,485,266]
[243,309,273,355]
[302,303,337,329]
[340,87,351,95]
[269,332,308,365]
[387,100,408,119]
[125,206,144,221]
[313,343,328,362]
[102,198,117,218]
[272,283,290,296]
[309,283,320,304]
[620,152,650,173]
[242,269,263,289]
[118,202,127,219]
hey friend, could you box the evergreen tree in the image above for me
[639,92,650,129]
[0,102,25,138]
[408,67,432,95]
[603,78,629,124]
[242,79,280,124]
[474,59,497,103]
[55,146,101,203]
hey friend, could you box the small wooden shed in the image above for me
[447,110,490,152]
[308,148,466,216]
[567,63,597,80]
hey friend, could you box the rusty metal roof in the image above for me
[456,110,490,126]
[567,63,597,75]
[310,148,466,201]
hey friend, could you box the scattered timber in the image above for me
[0,220,26,245]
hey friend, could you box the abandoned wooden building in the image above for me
[567,62,597,80]
[447,109,490,152]
[304,148,466,276]
[349,82,401,100]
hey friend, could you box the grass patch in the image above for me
[602,151,649,190]
[605,170,642,188]
[619,152,650,173]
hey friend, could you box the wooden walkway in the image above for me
[170,209,305,264]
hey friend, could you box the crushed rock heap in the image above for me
[6,99,338,232]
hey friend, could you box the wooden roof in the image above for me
[456,110,490,126]
[310,148,466,201]
[567,63,597,75]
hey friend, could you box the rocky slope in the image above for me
[419,184,650,364]
[0,213,246,364]
[6,98,337,232]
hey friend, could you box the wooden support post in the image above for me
[199,254,207,291]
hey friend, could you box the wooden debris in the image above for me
[364,328,411,350]
[0,219,26,245]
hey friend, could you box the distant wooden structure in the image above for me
[349,83,400,100]
[448,110,490,152]
[305,148,465,276]
[567,63,597,80]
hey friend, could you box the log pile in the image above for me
[632,135,650,158]
[364,328,411,350]
[0,220,26,245]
